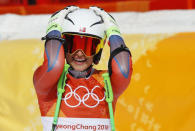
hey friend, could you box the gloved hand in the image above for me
[46,6,79,34]
[89,6,121,38]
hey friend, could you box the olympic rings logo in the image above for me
[62,84,105,108]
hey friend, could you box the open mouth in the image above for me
[72,58,87,63]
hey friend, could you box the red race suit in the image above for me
[33,36,132,131]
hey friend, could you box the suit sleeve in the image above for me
[33,39,65,101]
[109,35,133,99]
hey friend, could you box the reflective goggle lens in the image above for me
[63,34,101,56]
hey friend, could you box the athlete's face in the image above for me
[66,50,94,71]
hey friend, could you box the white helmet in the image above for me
[61,8,106,64]
[61,8,105,39]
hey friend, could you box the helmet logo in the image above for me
[79,27,86,32]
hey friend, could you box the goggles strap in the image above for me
[42,35,66,44]
[108,45,131,76]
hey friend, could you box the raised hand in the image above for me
[46,5,79,34]
[89,6,121,38]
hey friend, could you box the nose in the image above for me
[76,50,84,55]
[74,50,86,57]
[77,50,83,55]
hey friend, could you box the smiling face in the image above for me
[66,50,94,71]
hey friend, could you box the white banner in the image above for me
[41,117,111,131]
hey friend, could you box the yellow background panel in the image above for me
[0,33,195,131]
[115,33,195,131]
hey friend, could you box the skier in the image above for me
[33,6,132,131]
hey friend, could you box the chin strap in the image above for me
[102,73,115,131]
[52,64,70,131]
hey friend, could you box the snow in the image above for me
[0,10,195,41]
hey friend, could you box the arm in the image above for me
[109,35,133,99]
[90,7,133,99]
[33,6,79,101]
[33,32,65,101]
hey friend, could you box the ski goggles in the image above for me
[62,33,104,56]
